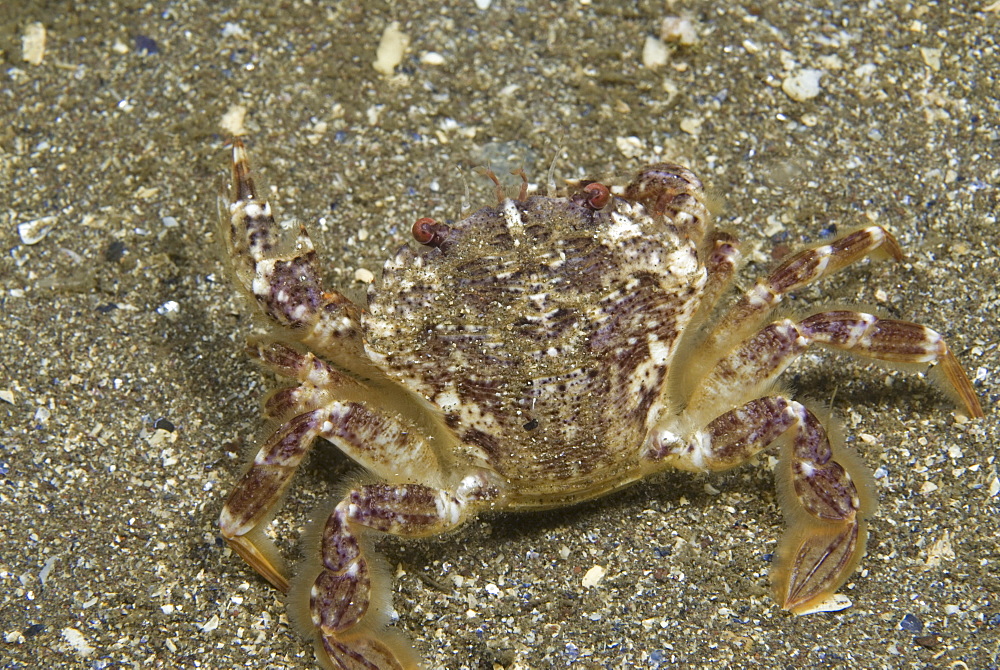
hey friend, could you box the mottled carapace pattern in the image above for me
[365,194,705,504]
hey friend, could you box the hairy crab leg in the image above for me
[678,226,905,400]
[301,482,493,670]
[219,409,330,593]
[698,230,741,311]
[686,310,983,420]
[247,339,365,421]
[646,396,875,614]
[222,139,376,377]
[220,394,452,592]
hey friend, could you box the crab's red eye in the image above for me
[582,182,611,210]
[412,217,450,247]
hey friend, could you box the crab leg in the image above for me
[685,311,983,419]
[220,409,330,593]
[683,227,905,390]
[647,396,875,614]
[305,482,490,670]
[222,139,373,375]
[700,230,741,309]
[220,394,454,592]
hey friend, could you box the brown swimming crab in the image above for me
[217,139,983,669]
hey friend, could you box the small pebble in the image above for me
[24,624,45,638]
[220,104,248,136]
[615,136,646,159]
[900,613,923,633]
[154,417,176,432]
[134,35,159,55]
[156,300,181,318]
[660,16,699,45]
[105,240,127,262]
[61,628,95,657]
[679,117,703,135]
[420,51,445,66]
[920,47,942,71]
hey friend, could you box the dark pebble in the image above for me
[24,623,46,637]
[135,35,159,55]
[154,417,176,432]
[104,239,127,262]
[900,613,923,633]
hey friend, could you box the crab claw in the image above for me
[771,519,868,614]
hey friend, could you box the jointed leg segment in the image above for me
[692,226,905,377]
[305,484,476,670]
[648,395,873,613]
[655,223,982,614]
[689,310,983,419]
[222,139,375,375]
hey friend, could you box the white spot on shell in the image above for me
[434,387,461,412]
[605,211,642,241]
[501,200,524,237]
[648,336,670,365]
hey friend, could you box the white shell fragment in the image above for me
[661,16,699,46]
[420,51,446,66]
[782,69,823,101]
[582,565,606,587]
[642,35,669,68]
[60,627,95,657]
[22,22,47,65]
[373,22,409,75]
[792,593,852,615]
[615,135,646,159]
[220,104,248,136]
[18,216,57,245]
[920,46,942,71]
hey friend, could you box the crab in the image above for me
[217,138,983,669]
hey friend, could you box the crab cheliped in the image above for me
[217,139,983,669]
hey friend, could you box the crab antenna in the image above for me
[455,163,472,216]
[546,147,562,196]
